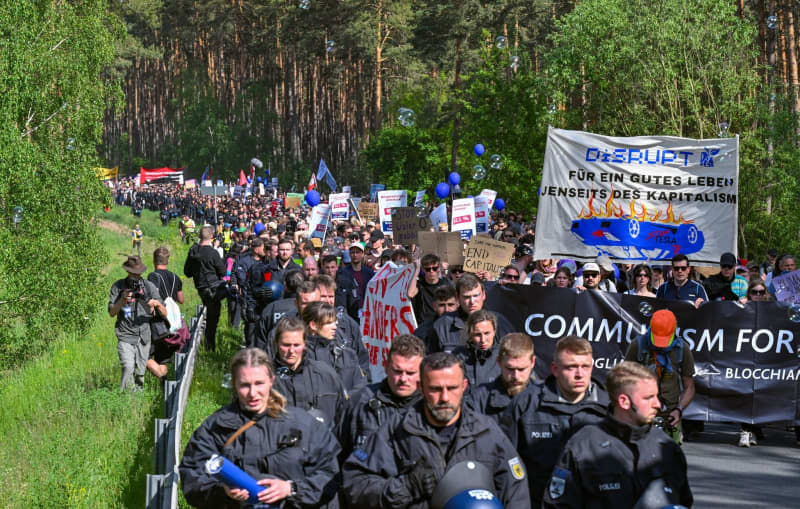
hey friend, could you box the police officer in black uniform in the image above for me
[342,352,530,508]
[505,336,609,507]
[183,226,226,351]
[314,274,370,378]
[321,254,360,321]
[542,361,692,509]
[337,334,425,460]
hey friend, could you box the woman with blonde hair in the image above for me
[180,348,341,508]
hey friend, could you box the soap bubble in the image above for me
[298,0,310,8]
[718,122,729,137]
[639,301,654,317]
[495,36,507,49]
[417,206,429,218]
[548,104,557,114]
[326,40,335,52]
[788,304,800,323]
[66,137,75,151]
[489,154,503,170]
[221,373,232,389]
[397,107,416,127]
[510,55,520,71]
[767,15,778,29]
[472,164,487,181]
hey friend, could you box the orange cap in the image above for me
[650,309,677,348]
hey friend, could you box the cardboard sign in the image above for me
[463,236,515,279]
[474,196,490,234]
[360,263,419,380]
[451,198,476,240]
[378,190,408,234]
[284,192,304,209]
[358,202,379,222]
[391,207,432,246]
[417,231,465,266]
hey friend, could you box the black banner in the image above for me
[485,285,800,424]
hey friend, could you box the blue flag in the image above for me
[201,166,210,183]
[316,159,337,192]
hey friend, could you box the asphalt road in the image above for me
[683,422,800,508]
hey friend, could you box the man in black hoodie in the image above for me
[184,225,226,351]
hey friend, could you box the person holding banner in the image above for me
[505,336,608,507]
[542,362,692,509]
[655,254,708,307]
[321,254,360,321]
[410,254,453,324]
[453,310,502,388]
[341,242,374,311]
[625,264,656,298]
[179,348,341,508]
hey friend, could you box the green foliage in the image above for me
[0,0,123,366]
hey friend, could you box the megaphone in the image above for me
[430,461,503,509]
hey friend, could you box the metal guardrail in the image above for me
[146,305,206,509]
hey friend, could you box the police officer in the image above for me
[427,274,516,353]
[504,336,609,507]
[465,332,537,424]
[184,226,226,352]
[179,348,341,508]
[321,254,360,321]
[342,352,530,508]
[272,318,347,429]
[314,274,370,378]
[237,238,267,346]
[254,279,319,354]
[337,334,424,459]
[542,361,693,508]
[453,309,502,389]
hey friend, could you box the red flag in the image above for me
[307,172,317,191]
[238,169,247,186]
[249,165,255,184]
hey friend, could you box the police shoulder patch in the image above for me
[353,448,369,462]
[549,467,570,500]
[508,456,525,480]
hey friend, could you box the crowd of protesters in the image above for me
[109,179,797,508]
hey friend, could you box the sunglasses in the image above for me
[451,268,464,274]
[423,266,440,272]
[503,273,520,280]
[636,273,649,278]
[672,266,690,271]
[583,272,600,278]
[750,289,766,296]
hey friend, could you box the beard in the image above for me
[425,400,459,425]
[505,379,529,397]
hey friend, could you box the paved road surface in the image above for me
[683,422,799,508]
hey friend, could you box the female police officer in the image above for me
[179,348,341,508]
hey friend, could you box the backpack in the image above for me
[153,272,182,332]
[636,329,685,392]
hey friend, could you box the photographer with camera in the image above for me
[108,256,166,391]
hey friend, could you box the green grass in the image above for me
[0,206,240,508]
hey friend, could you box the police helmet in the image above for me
[262,280,283,302]
[431,461,502,509]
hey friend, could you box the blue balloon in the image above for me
[435,182,450,199]
[448,171,461,186]
[305,190,321,206]
[256,176,262,182]
[247,177,252,184]
[494,198,505,211]
[474,143,485,157]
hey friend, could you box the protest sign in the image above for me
[773,270,800,304]
[284,192,304,209]
[329,192,350,221]
[430,203,448,232]
[378,190,408,234]
[258,183,265,195]
[534,127,739,265]
[199,186,227,197]
[414,190,427,207]
[343,185,352,194]
[474,196,490,234]
[479,189,497,208]
[360,263,418,380]
[391,207,432,246]
[486,285,800,424]
[308,204,331,240]
[417,231,465,266]
[463,236,515,278]
[184,179,197,189]
[358,202,379,222]
[451,198,476,240]
[370,183,386,201]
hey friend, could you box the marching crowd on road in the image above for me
[107,181,799,508]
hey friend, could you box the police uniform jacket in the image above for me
[342,401,531,509]
[184,244,225,291]
[503,375,609,506]
[453,342,502,389]
[179,402,341,509]
[273,355,347,429]
[336,380,421,459]
[465,375,536,425]
[255,298,298,353]
[427,309,516,353]
[245,259,282,320]
[334,270,361,321]
[542,416,692,509]
[334,310,370,379]
[305,334,367,392]
[264,257,302,284]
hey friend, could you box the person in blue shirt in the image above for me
[655,254,708,308]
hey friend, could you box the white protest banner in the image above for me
[479,189,497,208]
[534,127,738,266]
[360,262,418,380]
[414,190,427,207]
[378,190,408,235]
[474,196,490,234]
[308,204,331,240]
[451,198,476,240]
[430,203,448,231]
[329,192,351,221]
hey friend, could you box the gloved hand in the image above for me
[404,457,439,500]
[252,286,273,302]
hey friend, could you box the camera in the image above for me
[124,277,145,299]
